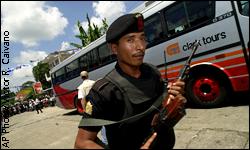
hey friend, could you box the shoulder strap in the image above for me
[105,69,133,118]
[92,78,110,92]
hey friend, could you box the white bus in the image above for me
[50,1,249,114]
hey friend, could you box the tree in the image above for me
[70,13,109,49]
[22,81,35,89]
[32,62,51,90]
[100,18,108,35]
[70,20,89,49]
[1,88,16,106]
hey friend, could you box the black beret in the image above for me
[106,13,144,43]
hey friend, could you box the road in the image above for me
[1,93,249,149]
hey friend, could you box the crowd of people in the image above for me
[1,94,56,119]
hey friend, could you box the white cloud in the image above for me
[60,41,71,51]
[1,49,48,90]
[11,66,34,79]
[74,1,126,34]
[1,66,35,91]
[93,1,126,24]
[13,50,48,65]
[1,1,68,47]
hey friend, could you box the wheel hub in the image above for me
[193,77,220,102]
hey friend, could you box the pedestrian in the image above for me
[74,13,186,149]
[35,98,43,114]
[77,71,95,110]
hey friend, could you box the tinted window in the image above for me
[164,1,214,36]
[186,1,214,26]
[65,59,79,79]
[87,49,100,70]
[65,59,78,72]
[144,14,164,44]
[79,55,88,71]
[165,2,188,36]
[54,67,65,83]
[238,1,249,16]
[55,68,65,77]
[98,43,112,64]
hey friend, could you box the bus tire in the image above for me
[74,97,84,115]
[186,72,228,108]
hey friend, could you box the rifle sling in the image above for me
[78,92,165,127]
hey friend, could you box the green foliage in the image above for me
[1,88,15,97]
[32,62,51,89]
[100,18,108,35]
[69,42,82,49]
[1,98,15,106]
[21,81,35,89]
[70,13,109,49]
[20,87,34,95]
[1,88,16,106]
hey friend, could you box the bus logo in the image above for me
[166,43,180,56]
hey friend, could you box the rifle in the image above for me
[145,41,199,146]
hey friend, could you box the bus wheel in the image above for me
[74,97,84,114]
[186,74,227,108]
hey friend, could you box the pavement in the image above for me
[1,104,249,149]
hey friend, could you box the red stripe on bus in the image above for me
[54,85,77,109]
[214,57,245,67]
[224,65,248,77]
[160,49,243,73]
[162,71,179,79]
[162,58,248,79]
[230,76,249,91]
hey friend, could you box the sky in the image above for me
[1,1,144,92]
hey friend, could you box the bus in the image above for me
[50,1,249,114]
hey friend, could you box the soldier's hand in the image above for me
[164,79,186,106]
[167,79,185,95]
[140,132,157,149]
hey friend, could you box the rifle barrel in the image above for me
[178,41,199,80]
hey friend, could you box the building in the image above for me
[42,48,80,70]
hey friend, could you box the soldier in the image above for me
[74,13,186,149]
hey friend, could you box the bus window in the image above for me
[144,13,164,45]
[164,2,188,36]
[87,49,100,70]
[98,43,112,65]
[164,1,214,36]
[65,59,79,78]
[79,55,88,71]
[186,1,214,26]
[238,1,249,16]
[55,67,65,83]
[66,59,79,72]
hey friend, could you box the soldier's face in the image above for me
[111,32,147,67]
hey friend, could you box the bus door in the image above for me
[233,1,250,90]
[232,1,249,71]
